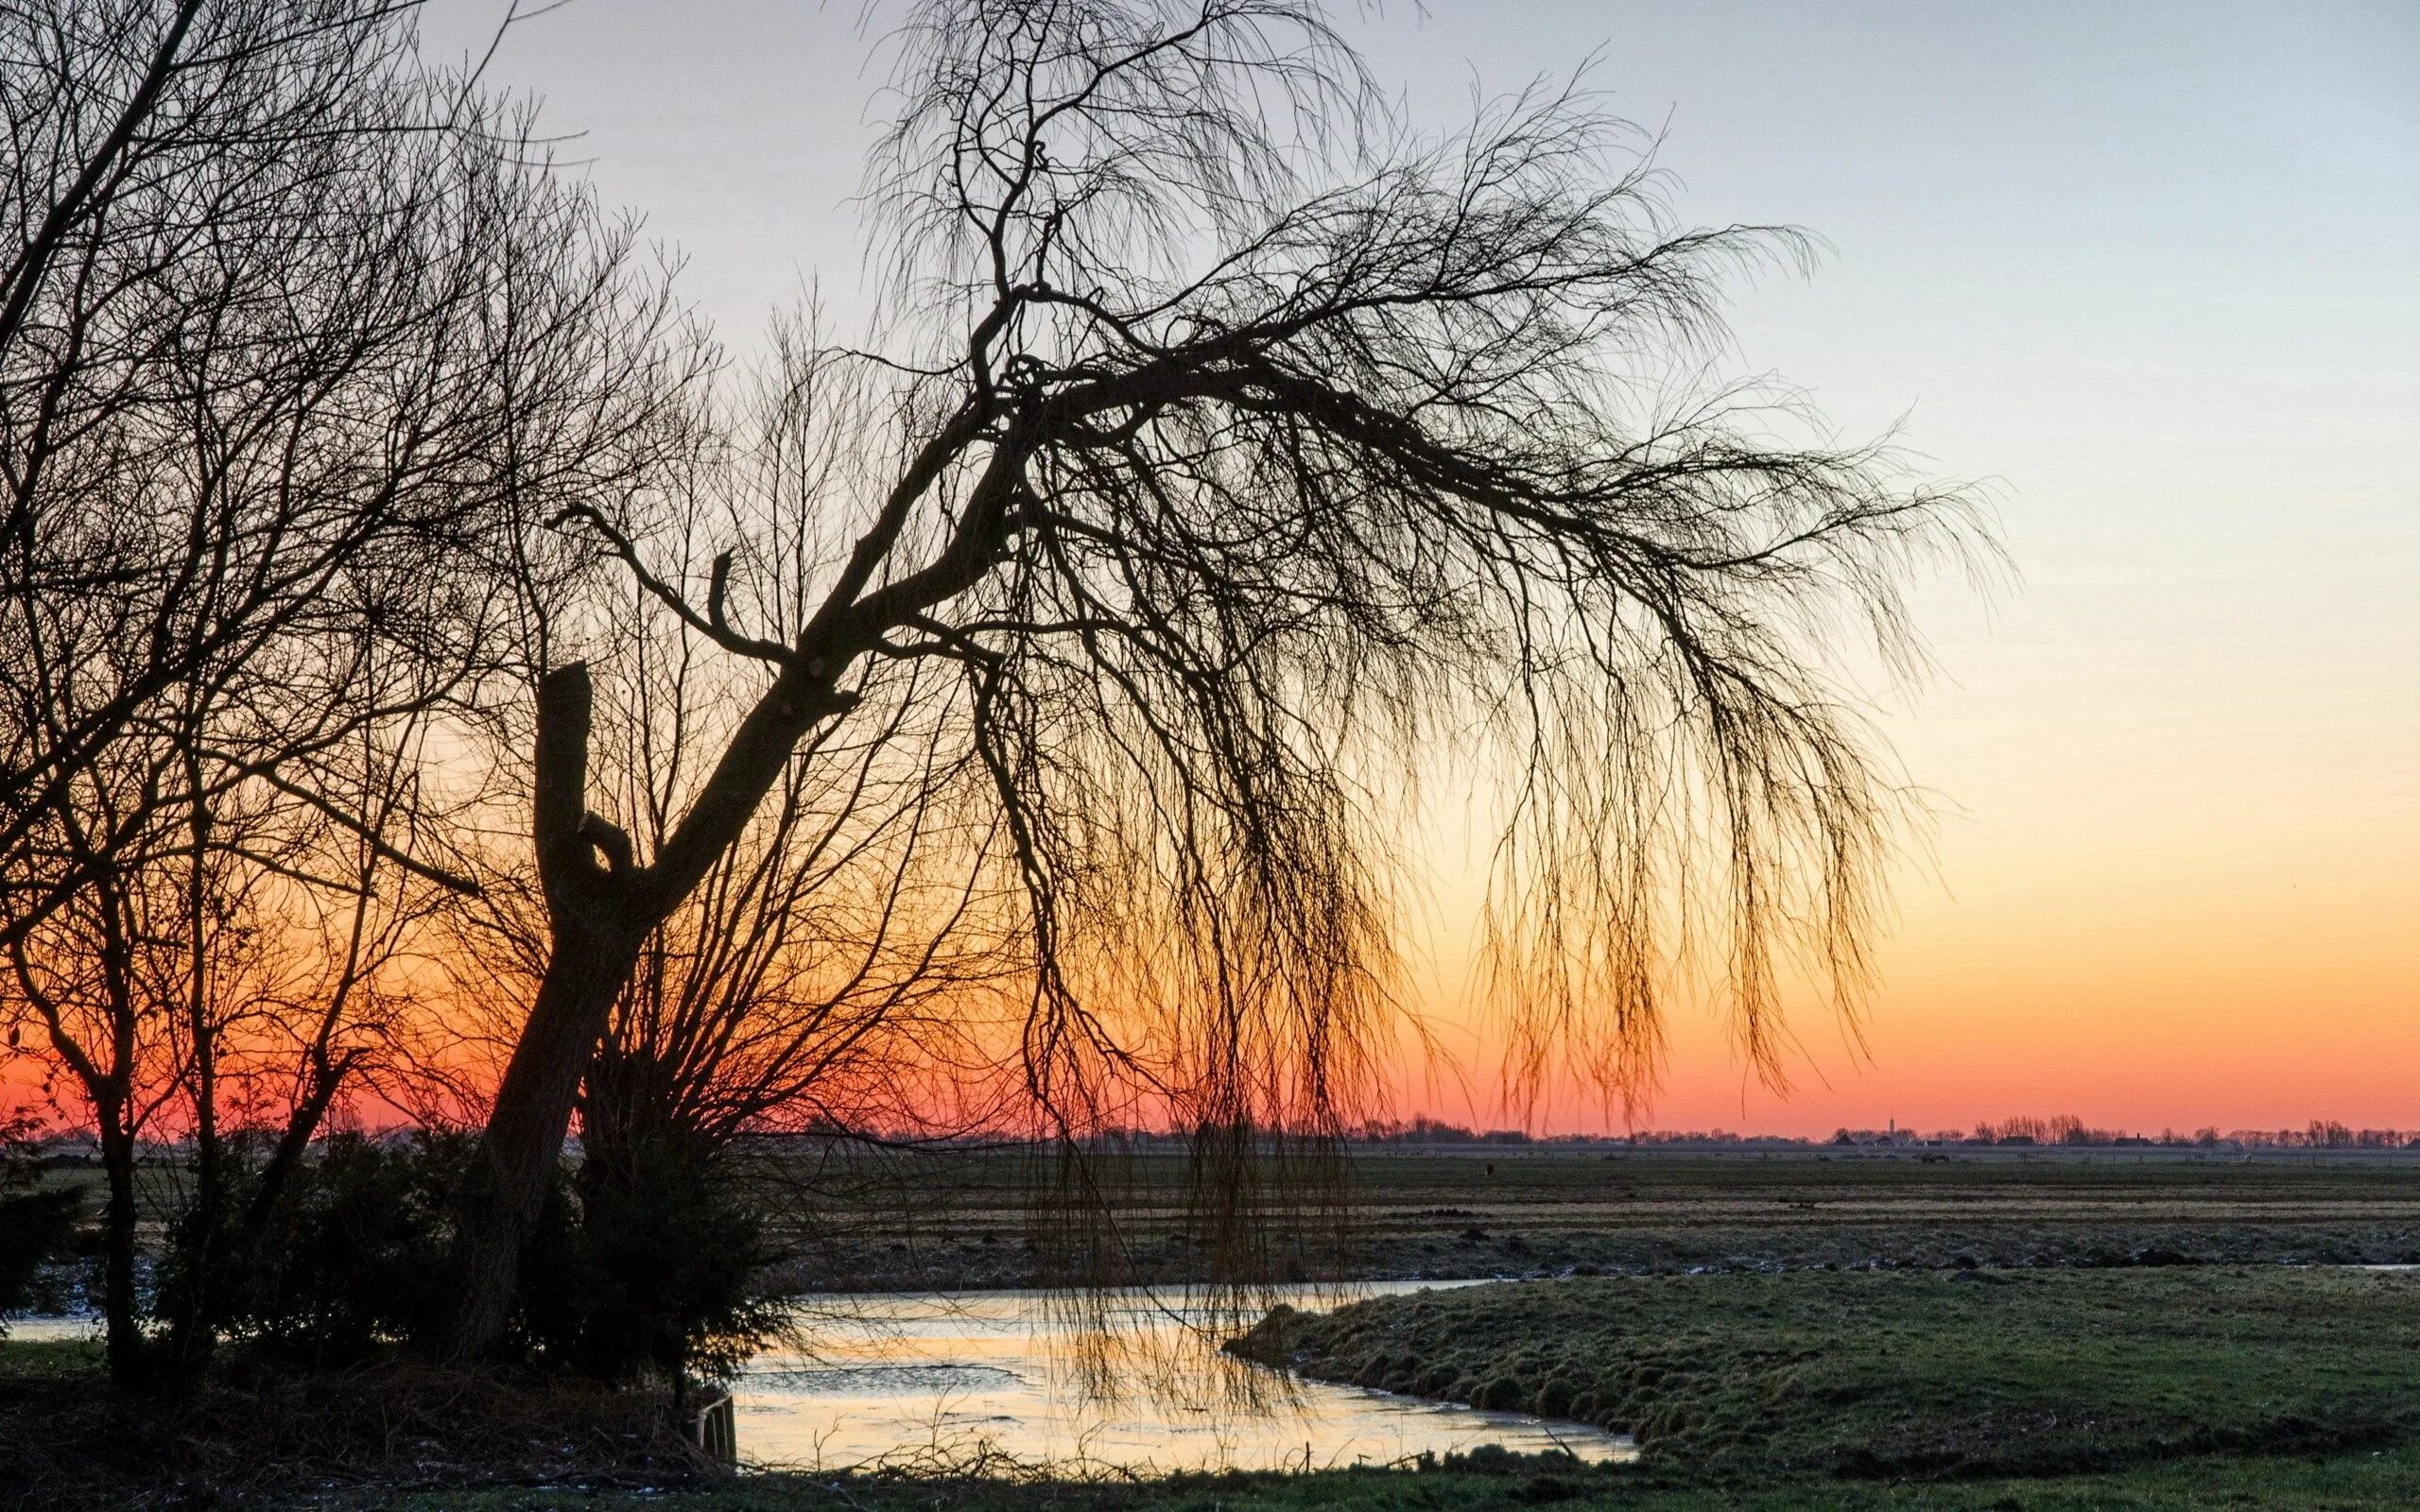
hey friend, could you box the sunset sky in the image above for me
[417,0,2418,1137]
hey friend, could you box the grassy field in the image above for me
[752,1145,2420,1290]
[36,1144,2420,1295]
[1228,1266,2420,1477]
[357,1449,2420,1512]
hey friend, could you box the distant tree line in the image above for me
[1825,1118,2420,1150]
[929,1116,2420,1152]
[1194,1117,2420,1150]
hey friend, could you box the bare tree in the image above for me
[0,0,700,932]
[442,530,1020,1378]
[447,0,1985,1356]
[447,506,1021,1153]
[576,636,1009,1160]
[425,378,1019,1370]
[4,682,459,1383]
[0,0,702,1384]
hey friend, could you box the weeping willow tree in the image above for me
[446,0,1988,1357]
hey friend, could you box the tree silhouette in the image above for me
[445,0,1986,1356]
[0,0,694,1383]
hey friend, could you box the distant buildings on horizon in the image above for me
[1343,1113,2420,1152]
[22,1111,2420,1160]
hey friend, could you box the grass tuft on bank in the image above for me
[1225,1266,2420,1479]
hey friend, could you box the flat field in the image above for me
[46,1142,2420,1294]
[754,1143,2420,1289]
[1230,1266,2420,1475]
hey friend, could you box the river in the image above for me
[5,1280,1636,1473]
[735,1281,1634,1470]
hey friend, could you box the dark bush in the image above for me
[139,1125,783,1383]
[0,1112,78,1325]
[1477,1374,1526,1409]
[521,1132,787,1383]
[1533,1376,1576,1417]
[199,1132,470,1366]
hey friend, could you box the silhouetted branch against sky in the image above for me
[551,0,1993,1146]
[0,0,1994,1358]
[0,0,719,1376]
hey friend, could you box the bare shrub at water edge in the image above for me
[0,1111,77,1326]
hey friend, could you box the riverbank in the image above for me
[1227,1266,2420,1478]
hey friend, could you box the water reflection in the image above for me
[739,1282,1637,1472]
[5,1284,1640,1474]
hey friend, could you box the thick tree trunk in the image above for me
[439,919,644,1362]
[439,657,845,1361]
[439,662,634,1361]
[97,1122,145,1389]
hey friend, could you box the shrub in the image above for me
[202,1132,470,1366]
[521,1131,787,1383]
[0,1112,78,1329]
[148,1125,785,1383]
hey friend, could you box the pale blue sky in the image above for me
[420,1,2419,1129]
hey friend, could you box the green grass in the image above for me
[1239,1266,2420,1476]
[0,1334,100,1383]
[365,1445,2420,1512]
[1229,1267,2420,1479]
